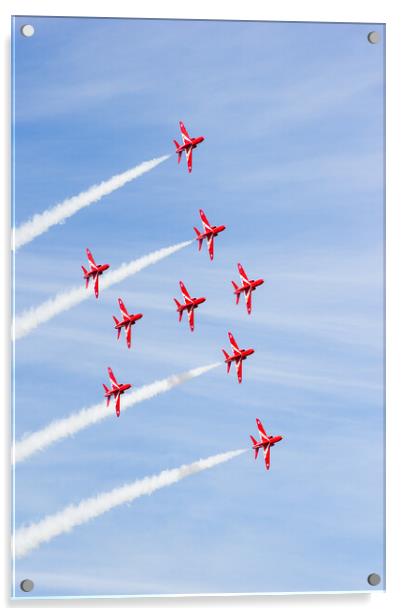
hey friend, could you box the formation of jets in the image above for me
[79,122,283,470]
[174,281,206,332]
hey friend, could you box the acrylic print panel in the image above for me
[12,16,385,599]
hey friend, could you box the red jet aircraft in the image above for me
[232,263,264,315]
[173,121,204,173]
[250,418,283,470]
[102,367,131,417]
[81,248,110,299]
[174,281,206,332]
[194,209,226,261]
[113,298,143,349]
[222,331,254,383]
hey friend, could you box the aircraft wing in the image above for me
[245,288,252,314]
[94,272,100,298]
[235,358,243,383]
[188,307,195,331]
[264,444,271,470]
[125,324,132,349]
[108,367,118,388]
[185,146,193,172]
[199,209,213,233]
[228,332,240,354]
[238,263,250,285]
[179,281,192,303]
[86,248,97,268]
[207,235,214,260]
[118,298,129,319]
[115,391,121,417]
[256,418,269,442]
[179,121,192,144]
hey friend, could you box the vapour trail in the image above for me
[13,362,221,464]
[13,240,192,340]
[14,448,246,558]
[13,155,171,250]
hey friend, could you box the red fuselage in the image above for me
[252,435,283,453]
[104,382,131,400]
[175,136,204,153]
[176,296,206,314]
[114,313,143,331]
[225,347,254,365]
[198,224,226,242]
[235,278,264,295]
[83,263,110,284]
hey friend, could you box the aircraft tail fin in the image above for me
[174,140,182,164]
[222,349,231,372]
[174,299,183,321]
[250,435,259,458]
[112,316,121,339]
[231,281,241,303]
[81,266,89,288]
[103,384,111,406]
[193,227,203,250]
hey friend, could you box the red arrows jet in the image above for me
[102,367,131,417]
[81,248,110,299]
[250,418,283,470]
[173,121,204,173]
[113,298,143,349]
[174,281,206,332]
[222,331,254,383]
[232,263,264,315]
[194,209,226,261]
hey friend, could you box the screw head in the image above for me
[367,31,380,44]
[20,579,34,592]
[367,573,381,586]
[20,24,35,38]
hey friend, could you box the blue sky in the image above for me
[12,17,384,597]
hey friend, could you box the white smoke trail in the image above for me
[13,240,192,340]
[13,363,220,464]
[14,448,246,558]
[13,155,171,250]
